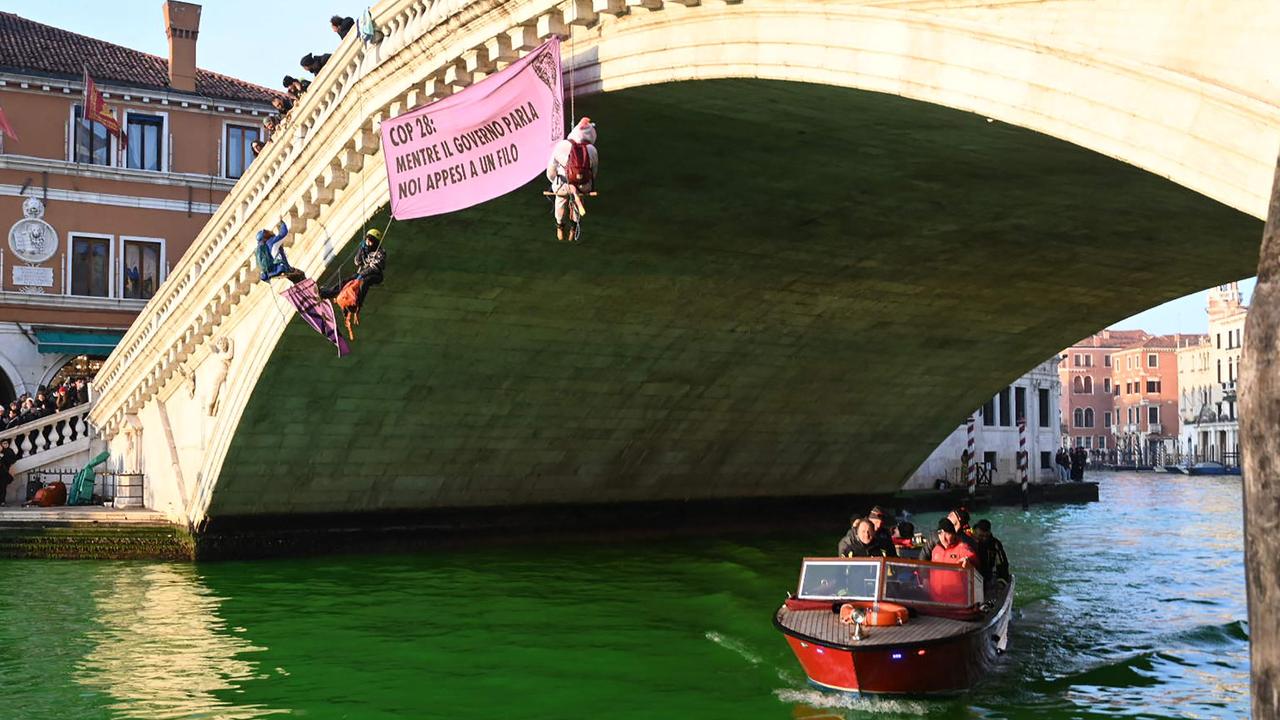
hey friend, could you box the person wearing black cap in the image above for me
[331,15,355,39]
[300,52,333,75]
[973,519,1011,583]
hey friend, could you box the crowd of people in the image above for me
[1055,446,1088,481]
[251,15,356,158]
[836,504,1011,588]
[2,379,91,431]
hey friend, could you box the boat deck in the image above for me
[775,583,1009,650]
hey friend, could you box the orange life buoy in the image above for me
[839,601,909,627]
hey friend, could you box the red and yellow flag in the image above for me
[82,68,125,147]
[0,103,17,143]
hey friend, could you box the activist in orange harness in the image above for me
[546,117,598,242]
[321,228,386,340]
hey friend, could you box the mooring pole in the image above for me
[1240,153,1280,718]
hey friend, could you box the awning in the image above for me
[34,328,125,356]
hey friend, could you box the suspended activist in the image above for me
[255,220,305,284]
[320,227,386,339]
[546,117,598,242]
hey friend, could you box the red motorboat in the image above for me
[774,556,1013,695]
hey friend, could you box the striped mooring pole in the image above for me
[1018,415,1029,508]
[966,415,977,495]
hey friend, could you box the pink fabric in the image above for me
[381,39,563,220]
[282,279,350,357]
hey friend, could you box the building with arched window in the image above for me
[1058,329,1149,452]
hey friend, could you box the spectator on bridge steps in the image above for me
[301,52,332,76]
[331,15,355,39]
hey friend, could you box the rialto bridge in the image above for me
[81,0,1278,530]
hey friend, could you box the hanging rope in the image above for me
[568,24,576,128]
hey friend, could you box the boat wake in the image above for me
[773,688,931,717]
[704,631,761,666]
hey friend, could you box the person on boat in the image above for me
[929,518,979,604]
[890,521,916,557]
[838,518,892,558]
[255,220,305,284]
[867,505,896,546]
[972,519,1011,584]
[546,117,598,241]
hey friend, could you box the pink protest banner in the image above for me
[281,279,350,357]
[381,39,563,220]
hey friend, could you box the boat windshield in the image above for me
[796,560,880,600]
[795,559,984,607]
[882,560,983,608]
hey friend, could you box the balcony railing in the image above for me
[0,402,95,464]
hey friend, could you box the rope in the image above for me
[568,25,576,129]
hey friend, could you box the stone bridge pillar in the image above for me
[1241,152,1280,718]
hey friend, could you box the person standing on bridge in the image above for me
[546,117,598,242]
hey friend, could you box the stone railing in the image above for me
[0,402,95,463]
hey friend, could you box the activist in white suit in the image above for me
[546,117,599,240]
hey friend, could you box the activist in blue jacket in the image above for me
[255,221,305,284]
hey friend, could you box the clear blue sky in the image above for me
[4,1,339,90]
[1109,276,1256,335]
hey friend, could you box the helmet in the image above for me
[365,228,383,240]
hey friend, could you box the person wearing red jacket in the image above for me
[929,518,979,604]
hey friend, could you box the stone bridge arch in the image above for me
[87,0,1278,527]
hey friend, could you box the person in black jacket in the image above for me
[300,52,332,75]
[331,15,355,38]
[0,438,16,506]
[282,76,311,101]
[321,228,386,311]
[838,516,895,558]
[972,519,1011,583]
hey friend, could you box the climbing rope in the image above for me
[568,23,576,129]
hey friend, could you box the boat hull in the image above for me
[777,579,1014,695]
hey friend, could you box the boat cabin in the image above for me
[794,557,984,612]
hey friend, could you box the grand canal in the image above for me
[0,472,1248,719]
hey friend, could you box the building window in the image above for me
[1104,355,1111,367]
[1015,386,1026,424]
[1073,408,1084,427]
[72,105,112,166]
[1083,408,1094,428]
[121,238,163,300]
[1103,378,1112,393]
[1146,380,1160,393]
[999,387,1012,427]
[1040,451,1051,469]
[1073,354,1082,367]
[1084,355,1093,367]
[1125,381,1132,395]
[1216,333,1221,349]
[1148,353,1158,367]
[126,112,165,171]
[1104,411,1112,428]
[982,398,995,427]
[1037,388,1050,427]
[1218,359,1222,383]
[1083,436,1092,449]
[1148,406,1159,426]
[1128,407,1134,423]
[225,124,261,179]
[1097,435,1107,449]
[69,234,111,297]
[1082,377,1093,394]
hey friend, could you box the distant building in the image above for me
[0,3,278,401]
[1178,283,1246,464]
[905,358,1061,489]
[1058,329,1149,452]
[1112,334,1189,462]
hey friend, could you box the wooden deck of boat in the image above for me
[775,584,1009,649]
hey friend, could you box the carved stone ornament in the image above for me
[8,197,58,264]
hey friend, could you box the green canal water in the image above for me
[0,472,1248,719]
